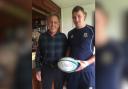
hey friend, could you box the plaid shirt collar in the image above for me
[46,30,60,38]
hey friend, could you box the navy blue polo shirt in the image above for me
[68,25,95,60]
[68,25,95,70]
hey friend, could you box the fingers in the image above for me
[76,66,82,71]
[36,71,41,81]
[75,61,87,72]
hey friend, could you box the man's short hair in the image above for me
[47,14,60,22]
[72,6,87,16]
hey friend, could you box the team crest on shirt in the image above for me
[70,34,74,39]
[83,33,88,38]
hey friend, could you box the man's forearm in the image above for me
[86,55,95,65]
[35,47,42,71]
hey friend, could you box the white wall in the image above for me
[61,3,95,36]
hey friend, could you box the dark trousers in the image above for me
[41,65,64,89]
[66,68,95,89]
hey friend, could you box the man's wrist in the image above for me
[84,61,90,66]
[79,60,90,67]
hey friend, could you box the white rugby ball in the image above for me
[58,57,79,73]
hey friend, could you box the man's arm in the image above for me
[35,35,42,81]
[76,55,95,71]
[86,55,95,65]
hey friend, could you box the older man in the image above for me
[35,14,67,89]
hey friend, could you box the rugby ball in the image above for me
[57,57,79,73]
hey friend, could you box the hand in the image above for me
[76,61,89,72]
[36,71,41,81]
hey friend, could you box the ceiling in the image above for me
[51,0,95,8]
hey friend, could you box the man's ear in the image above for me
[84,15,86,21]
[84,11,87,21]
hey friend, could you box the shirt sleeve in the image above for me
[63,33,68,56]
[91,26,95,46]
[67,31,71,48]
[35,34,42,71]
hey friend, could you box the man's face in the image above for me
[48,16,60,34]
[72,10,85,28]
